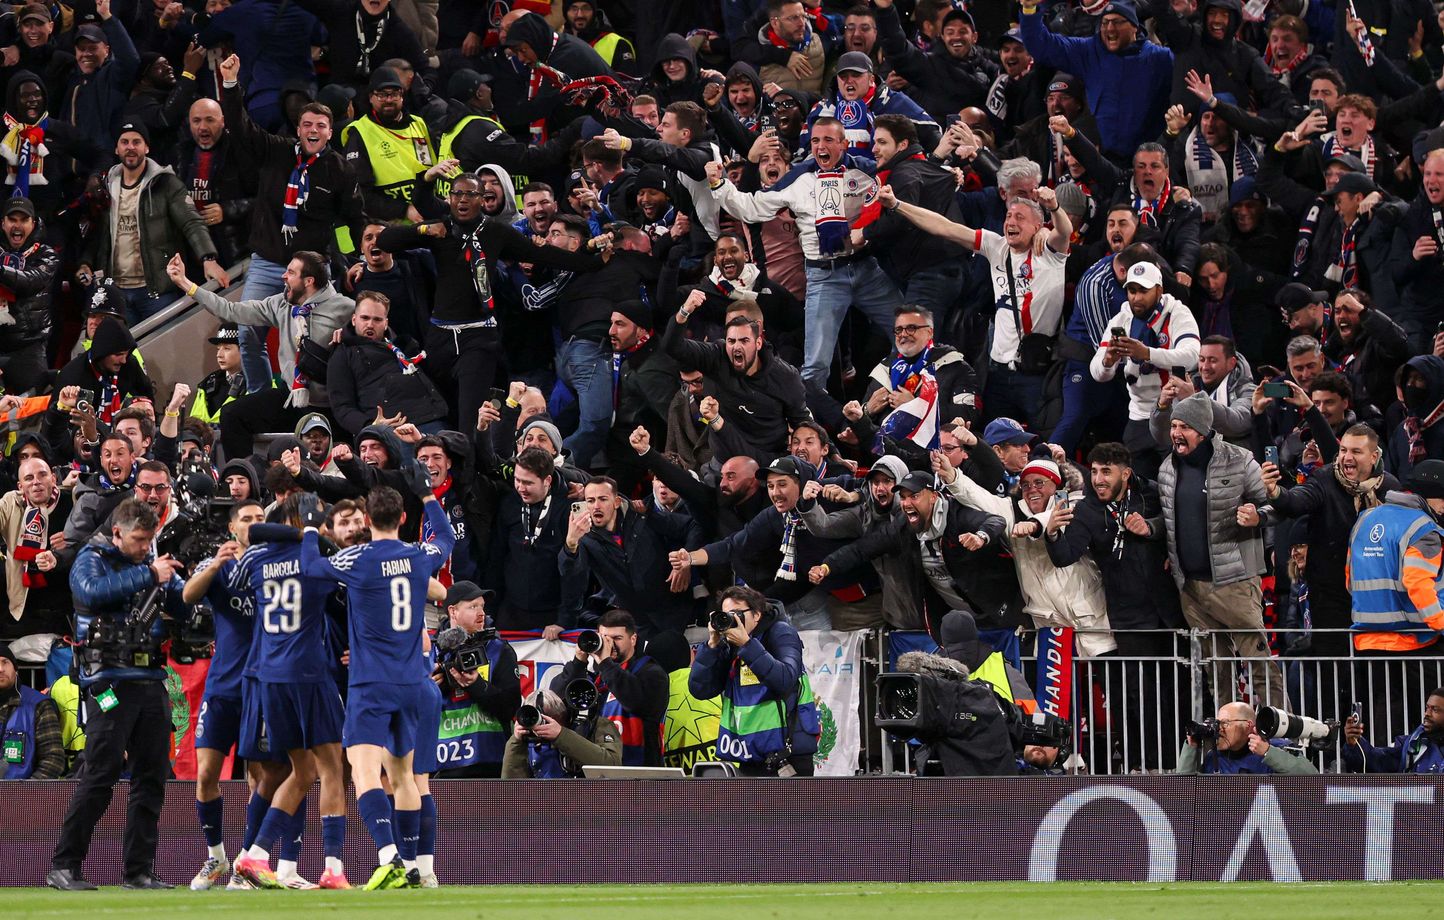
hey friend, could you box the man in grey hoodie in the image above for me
[167,250,354,462]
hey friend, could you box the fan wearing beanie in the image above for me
[1157,390,1286,704]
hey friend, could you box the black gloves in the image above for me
[401,458,435,498]
[297,493,327,529]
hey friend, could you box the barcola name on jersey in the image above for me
[262,559,301,580]
[381,558,413,576]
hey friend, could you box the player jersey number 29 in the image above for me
[262,578,301,634]
[391,577,412,631]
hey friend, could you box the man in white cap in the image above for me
[1090,259,1199,479]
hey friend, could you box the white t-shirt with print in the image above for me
[976,228,1068,367]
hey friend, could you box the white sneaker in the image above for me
[190,856,230,891]
[419,874,439,888]
[281,874,319,890]
[225,874,255,890]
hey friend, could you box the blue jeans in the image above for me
[239,255,288,393]
[556,337,613,468]
[801,256,901,386]
[119,286,167,326]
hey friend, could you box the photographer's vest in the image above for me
[717,659,818,763]
[597,654,661,767]
[968,653,1037,714]
[434,114,529,200]
[2,685,44,779]
[434,638,510,770]
[662,666,720,772]
[587,32,634,68]
[342,114,435,204]
[1349,504,1444,653]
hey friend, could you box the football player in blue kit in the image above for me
[230,494,351,890]
[300,468,453,890]
[180,500,282,890]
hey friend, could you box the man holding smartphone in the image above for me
[1091,261,1200,479]
[1342,689,1444,773]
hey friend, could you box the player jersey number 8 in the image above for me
[390,578,412,631]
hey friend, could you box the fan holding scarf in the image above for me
[708,116,904,391]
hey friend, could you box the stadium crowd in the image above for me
[0,0,1443,892]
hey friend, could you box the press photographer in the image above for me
[557,610,668,767]
[49,499,187,891]
[688,586,820,777]
[1177,702,1321,775]
[431,581,521,778]
[500,680,621,778]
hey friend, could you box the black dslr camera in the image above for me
[709,610,738,633]
[1186,717,1220,744]
[516,678,600,736]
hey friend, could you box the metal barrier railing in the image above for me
[873,627,1444,776]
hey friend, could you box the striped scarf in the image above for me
[814,167,850,256]
[775,509,802,582]
[1330,217,1360,287]
[12,488,56,588]
[1404,396,1444,466]
[1132,177,1171,227]
[1321,132,1376,180]
[1184,128,1257,223]
[610,330,649,409]
[282,147,318,243]
[288,301,314,406]
[1,112,46,196]
[525,32,565,144]
[384,339,424,374]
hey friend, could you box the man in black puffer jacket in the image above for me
[875,3,997,120]
[326,289,448,439]
[0,196,57,393]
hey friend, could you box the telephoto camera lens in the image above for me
[709,610,736,632]
[577,629,601,655]
[516,704,542,729]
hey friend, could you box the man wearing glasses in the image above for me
[127,462,188,554]
[1177,701,1318,775]
[340,68,436,224]
[856,306,978,439]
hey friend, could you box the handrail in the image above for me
[128,257,252,341]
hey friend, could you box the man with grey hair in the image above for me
[1157,391,1285,707]
[879,181,1070,429]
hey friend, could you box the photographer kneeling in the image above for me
[689,586,819,777]
[500,684,621,778]
[1177,702,1319,775]
[430,582,522,778]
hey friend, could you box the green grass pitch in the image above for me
[5,881,1443,919]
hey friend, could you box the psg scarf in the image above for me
[874,345,941,454]
[423,477,453,588]
[282,148,318,243]
[1132,177,1171,228]
[12,490,57,588]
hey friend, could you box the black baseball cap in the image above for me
[445,581,494,607]
[1324,172,1379,198]
[3,197,35,219]
[368,67,405,93]
[897,470,940,494]
[1276,282,1327,314]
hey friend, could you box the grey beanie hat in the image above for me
[1054,182,1088,220]
[1171,391,1214,437]
[519,417,564,453]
